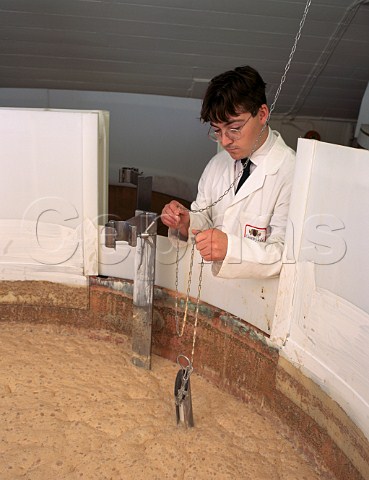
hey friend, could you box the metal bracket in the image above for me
[104,210,157,249]
[105,219,137,248]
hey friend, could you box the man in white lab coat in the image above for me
[161,66,295,279]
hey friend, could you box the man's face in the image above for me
[209,104,269,160]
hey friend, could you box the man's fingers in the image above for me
[192,228,227,262]
[161,201,189,230]
[161,207,179,227]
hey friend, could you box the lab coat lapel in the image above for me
[230,145,281,204]
[219,156,236,191]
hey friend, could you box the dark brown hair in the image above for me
[200,65,267,123]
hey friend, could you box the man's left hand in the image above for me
[192,228,228,262]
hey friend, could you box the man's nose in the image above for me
[220,131,233,146]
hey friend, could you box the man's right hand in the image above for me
[161,201,190,238]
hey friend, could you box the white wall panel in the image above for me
[99,234,279,335]
[272,139,369,441]
[0,108,107,284]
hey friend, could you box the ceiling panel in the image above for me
[0,0,368,120]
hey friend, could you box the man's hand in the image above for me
[193,228,228,262]
[161,201,190,238]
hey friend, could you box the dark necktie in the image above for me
[235,158,251,194]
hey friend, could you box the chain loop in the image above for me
[174,233,204,364]
[175,235,196,336]
[174,354,194,406]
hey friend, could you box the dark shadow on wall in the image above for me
[108,185,191,237]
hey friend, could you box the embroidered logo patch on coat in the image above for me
[244,224,267,242]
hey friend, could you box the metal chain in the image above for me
[268,0,312,119]
[175,235,196,337]
[174,234,204,364]
[190,254,204,363]
[191,158,251,214]
[174,235,181,333]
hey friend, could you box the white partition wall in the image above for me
[0,108,108,286]
[99,234,279,334]
[272,139,369,441]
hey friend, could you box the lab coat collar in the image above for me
[230,130,287,204]
[249,126,276,167]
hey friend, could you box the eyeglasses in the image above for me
[208,115,252,142]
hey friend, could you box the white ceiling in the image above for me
[0,0,368,119]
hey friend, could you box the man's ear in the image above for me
[259,104,269,124]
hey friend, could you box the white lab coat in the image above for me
[170,130,296,279]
